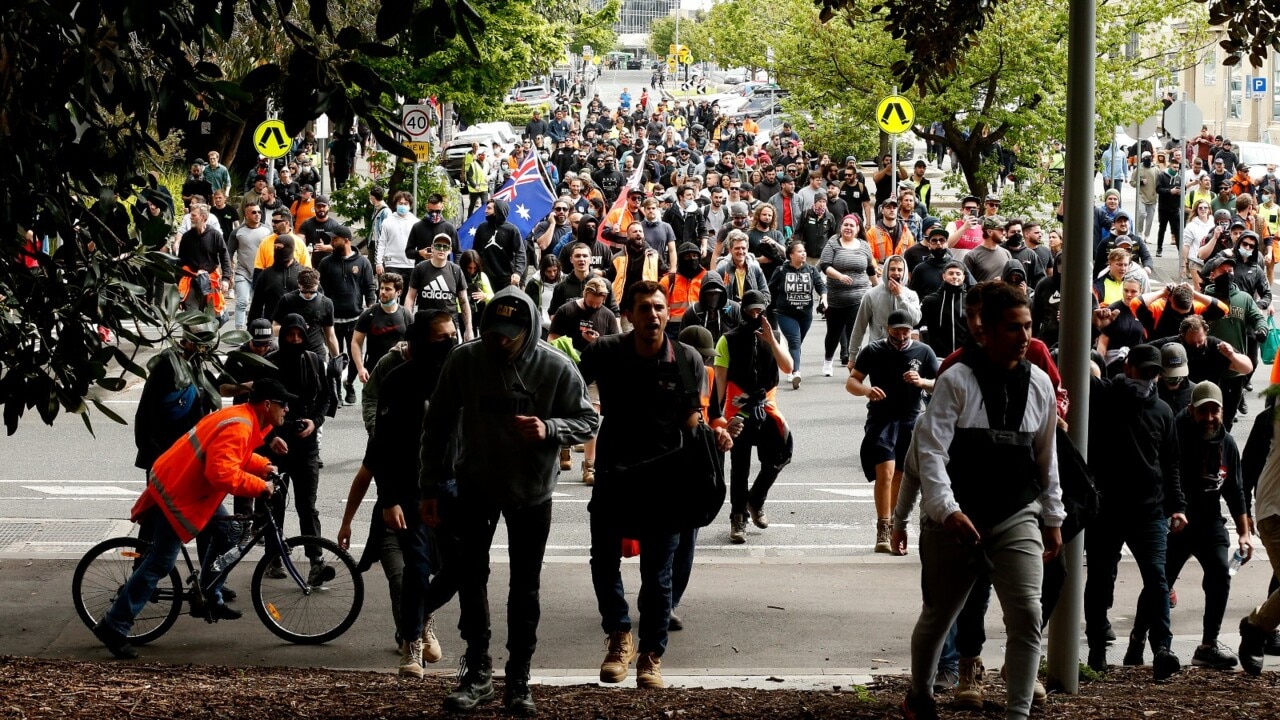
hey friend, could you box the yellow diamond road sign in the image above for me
[253,119,291,159]
[876,95,915,135]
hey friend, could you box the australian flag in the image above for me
[458,153,556,251]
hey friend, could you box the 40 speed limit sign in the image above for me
[401,105,434,139]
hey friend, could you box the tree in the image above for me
[568,0,621,56]
[0,0,486,434]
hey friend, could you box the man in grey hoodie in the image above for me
[420,286,598,716]
[849,254,921,361]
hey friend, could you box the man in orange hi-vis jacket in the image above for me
[92,379,294,660]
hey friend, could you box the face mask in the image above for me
[1239,247,1253,259]
[1213,272,1233,298]
[482,330,525,363]
[1264,195,1273,203]
[1006,232,1023,248]
[930,247,948,260]
[424,336,459,365]
[887,334,910,351]
[301,290,319,302]
[744,313,764,331]
[1121,375,1155,398]
[272,246,290,269]
[396,205,410,216]
[380,298,398,309]
[678,257,701,278]
[427,211,442,221]
[1142,159,1152,167]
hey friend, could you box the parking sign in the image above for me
[1253,76,1268,95]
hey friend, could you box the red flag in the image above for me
[597,165,645,249]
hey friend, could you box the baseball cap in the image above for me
[249,378,298,405]
[927,225,949,240]
[482,293,529,340]
[982,215,1006,230]
[249,318,273,346]
[1192,381,1224,408]
[729,201,749,218]
[887,309,914,329]
[1203,254,1236,275]
[678,326,719,358]
[741,290,768,312]
[1141,151,1152,158]
[1126,343,1162,372]
[1113,234,1135,247]
[1230,217,1247,229]
[778,174,795,184]
[331,225,354,240]
[1113,209,1130,222]
[1160,343,1189,378]
[314,194,330,205]
[984,194,1001,204]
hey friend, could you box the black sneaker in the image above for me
[207,603,243,621]
[900,691,938,720]
[1123,635,1144,667]
[1087,646,1108,674]
[265,557,287,579]
[668,612,684,631]
[1103,623,1117,643]
[344,384,357,405]
[308,561,335,587]
[1152,648,1181,681]
[93,623,139,660]
[221,587,237,602]
[444,656,496,712]
[1240,397,1249,415]
[1239,617,1267,676]
[1192,642,1238,670]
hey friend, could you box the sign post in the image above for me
[876,92,915,202]
[252,119,292,160]
[402,105,435,204]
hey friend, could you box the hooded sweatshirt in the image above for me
[850,254,921,350]
[908,247,969,299]
[920,281,969,358]
[475,199,527,287]
[1173,407,1246,523]
[1087,374,1185,516]
[421,287,598,504]
[680,271,742,342]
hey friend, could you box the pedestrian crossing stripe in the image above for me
[254,119,291,159]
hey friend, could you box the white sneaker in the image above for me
[822,360,833,377]
[782,371,793,383]
[421,613,443,663]
[791,371,801,390]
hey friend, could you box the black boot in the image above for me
[443,654,496,712]
[504,660,537,716]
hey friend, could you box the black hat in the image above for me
[279,312,308,336]
[332,225,354,239]
[1126,343,1162,372]
[300,184,315,192]
[741,290,768,312]
[482,293,528,340]
[961,195,981,206]
[887,310,914,329]
[1230,217,1247,229]
[678,242,701,257]
[249,378,298,405]
[927,225,950,239]
[1203,254,1236,275]
[678,325,719,358]
[249,318,273,346]
[314,194,331,205]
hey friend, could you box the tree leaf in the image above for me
[336,26,362,50]
[227,350,278,369]
[96,377,129,392]
[309,0,331,35]
[377,0,414,41]
[221,330,252,346]
[91,397,128,425]
[241,63,282,94]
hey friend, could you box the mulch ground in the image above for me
[4,656,1280,719]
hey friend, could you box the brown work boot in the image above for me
[636,651,664,689]
[954,656,985,709]
[582,460,595,486]
[600,630,636,683]
[875,518,892,554]
[559,447,572,471]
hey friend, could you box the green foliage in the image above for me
[1,0,487,433]
[568,0,620,56]
[329,152,462,235]
[476,104,551,127]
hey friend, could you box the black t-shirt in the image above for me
[1182,337,1233,384]
[273,290,335,354]
[853,339,939,421]
[409,260,466,313]
[354,305,411,367]
[1101,301,1145,363]
[549,300,620,353]
[298,215,342,266]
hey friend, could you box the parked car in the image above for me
[720,68,749,85]
[508,85,553,106]
[443,129,515,183]
[626,57,643,70]
[1233,141,1280,183]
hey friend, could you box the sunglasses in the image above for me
[963,206,979,212]
[433,243,451,250]
[553,207,569,212]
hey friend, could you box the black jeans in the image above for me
[271,438,321,560]
[1131,515,1231,645]
[823,299,861,364]
[729,416,791,515]
[1222,373,1246,431]
[396,517,433,640]
[1084,508,1171,652]
[590,510,683,656]
[1156,207,1179,253]
[334,319,357,385]
[452,492,553,667]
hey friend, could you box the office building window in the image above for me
[1203,51,1216,85]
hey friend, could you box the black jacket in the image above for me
[1234,254,1272,310]
[1156,169,1183,213]
[1174,407,1246,522]
[664,205,707,248]
[920,283,968,358]
[474,198,526,287]
[317,251,376,319]
[1087,376,1186,516]
[1242,405,1275,517]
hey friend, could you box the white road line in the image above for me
[0,479,144,484]
[23,485,136,496]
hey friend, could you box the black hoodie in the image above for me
[680,271,741,342]
[920,282,969,358]
[1174,407,1246,522]
[909,248,971,299]
[1087,375,1185,516]
[475,198,527,287]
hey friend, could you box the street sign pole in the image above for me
[1178,92,1188,278]
[891,86,898,204]
[413,161,420,208]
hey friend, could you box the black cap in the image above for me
[1126,343,1162,371]
[249,378,298,405]
[927,225,949,239]
[249,318,273,345]
[741,290,768,311]
[1230,217,1247,229]
[1203,254,1237,275]
[887,310,914,329]
[332,225,354,239]
[314,194,330,205]
[482,294,528,340]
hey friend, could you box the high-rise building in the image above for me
[611,0,678,35]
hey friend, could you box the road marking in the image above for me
[22,486,136,496]
[815,488,874,497]
[0,479,143,483]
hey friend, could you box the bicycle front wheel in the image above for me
[251,535,363,644]
[72,537,182,645]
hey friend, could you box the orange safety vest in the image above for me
[611,250,660,300]
[177,267,227,315]
[130,404,273,542]
[865,225,913,263]
[1133,296,1225,332]
[660,270,705,320]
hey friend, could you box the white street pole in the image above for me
[891,86,898,204]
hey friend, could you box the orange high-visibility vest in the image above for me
[130,404,273,542]
[660,270,706,320]
[611,250,660,300]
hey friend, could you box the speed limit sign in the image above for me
[401,105,433,139]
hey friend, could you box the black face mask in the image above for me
[1214,272,1234,298]
[678,257,701,278]
[930,247,948,260]
[423,336,459,366]
[1006,233,1024,248]
[272,245,290,269]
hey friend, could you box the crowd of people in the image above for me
[74,84,1280,720]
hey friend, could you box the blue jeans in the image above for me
[939,622,960,674]
[234,274,253,330]
[102,507,184,636]
[195,504,233,605]
[776,312,812,372]
[672,528,698,610]
[1084,508,1171,651]
[590,511,683,656]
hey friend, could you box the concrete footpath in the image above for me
[3,553,1278,688]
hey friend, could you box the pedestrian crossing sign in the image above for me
[875,95,915,135]
[253,119,291,159]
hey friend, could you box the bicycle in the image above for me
[72,473,363,645]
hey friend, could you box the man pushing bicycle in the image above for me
[92,379,293,659]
